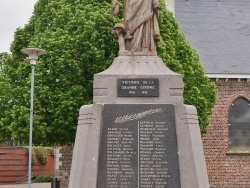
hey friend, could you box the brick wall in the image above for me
[203,79,250,188]
[55,146,73,188]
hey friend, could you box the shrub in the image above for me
[33,175,53,183]
[36,146,48,165]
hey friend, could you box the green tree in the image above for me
[0,53,13,142]
[0,0,216,145]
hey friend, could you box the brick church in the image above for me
[175,0,250,187]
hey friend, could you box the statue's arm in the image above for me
[111,0,119,17]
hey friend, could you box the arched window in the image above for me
[229,97,250,151]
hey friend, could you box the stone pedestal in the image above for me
[93,56,183,104]
[69,56,209,188]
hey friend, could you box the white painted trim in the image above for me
[206,74,250,79]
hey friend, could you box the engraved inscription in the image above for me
[117,79,159,97]
[139,121,170,187]
[106,127,137,188]
[97,104,180,188]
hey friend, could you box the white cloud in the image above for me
[0,0,37,53]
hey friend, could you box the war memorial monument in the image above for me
[69,0,209,187]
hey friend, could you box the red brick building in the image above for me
[203,79,250,187]
[175,0,250,187]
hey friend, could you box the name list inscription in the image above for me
[97,104,180,188]
[117,78,159,97]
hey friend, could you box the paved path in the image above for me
[0,183,50,188]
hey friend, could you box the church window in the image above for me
[229,97,250,151]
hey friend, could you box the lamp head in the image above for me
[21,48,47,66]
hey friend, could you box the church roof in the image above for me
[175,0,250,75]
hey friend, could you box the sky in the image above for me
[0,0,38,53]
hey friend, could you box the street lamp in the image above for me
[21,48,46,188]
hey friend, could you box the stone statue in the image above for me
[111,0,160,55]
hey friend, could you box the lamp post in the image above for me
[21,48,46,188]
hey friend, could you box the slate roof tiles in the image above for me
[175,0,250,74]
